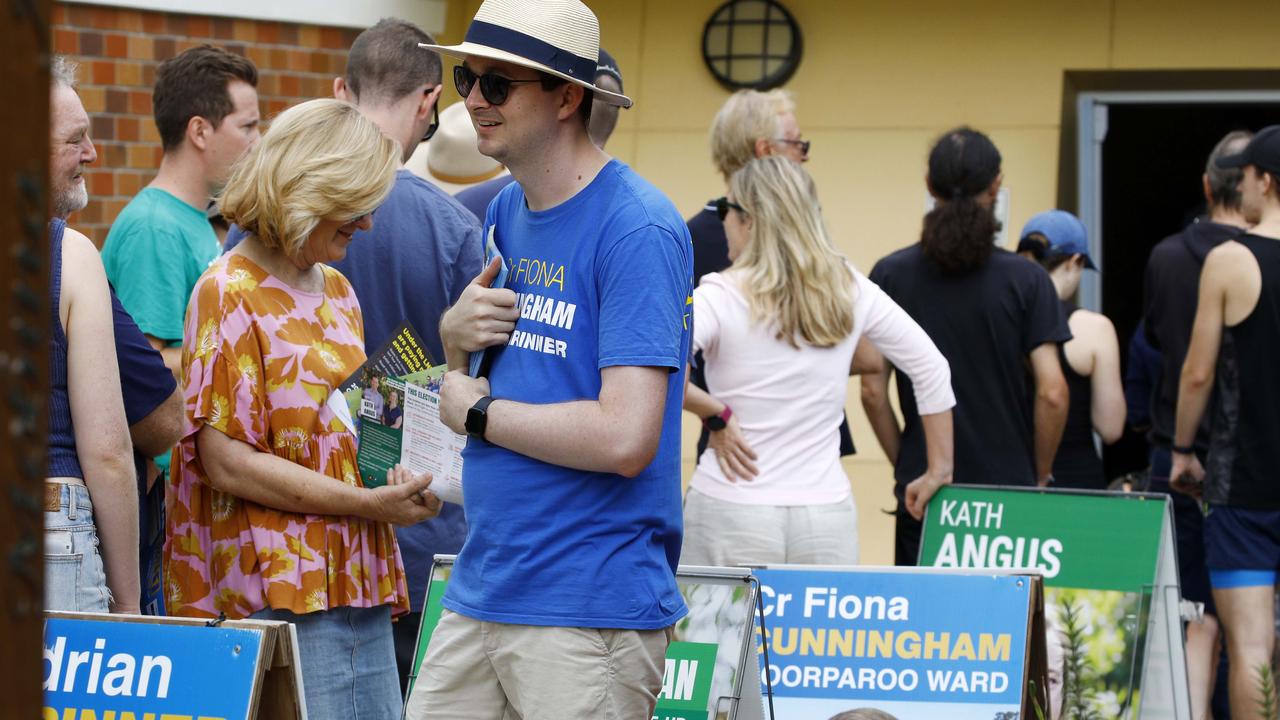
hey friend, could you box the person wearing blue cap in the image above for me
[1016,210,1125,490]
[1174,123,1280,719]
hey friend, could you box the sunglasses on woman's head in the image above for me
[454,65,541,106]
[713,197,746,222]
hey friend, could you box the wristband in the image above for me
[1172,444,1195,455]
[703,405,733,431]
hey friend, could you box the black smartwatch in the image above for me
[465,396,496,439]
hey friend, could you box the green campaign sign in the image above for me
[653,641,718,720]
[919,486,1186,719]
[920,485,1164,591]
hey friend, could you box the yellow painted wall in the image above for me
[438,0,1280,565]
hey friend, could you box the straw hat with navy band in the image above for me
[418,0,633,109]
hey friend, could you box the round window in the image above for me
[701,0,803,91]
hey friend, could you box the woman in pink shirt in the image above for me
[682,157,956,565]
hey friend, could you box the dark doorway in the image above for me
[1099,102,1280,478]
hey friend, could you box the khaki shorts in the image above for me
[405,609,673,720]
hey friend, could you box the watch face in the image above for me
[704,416,727,431]
[466,405,486,436]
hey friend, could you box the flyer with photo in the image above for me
[326,322,465,504]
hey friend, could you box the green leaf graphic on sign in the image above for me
[653,641,718,720]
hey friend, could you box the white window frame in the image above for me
[62,0,448,33]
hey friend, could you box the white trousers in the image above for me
[680,488,859,566]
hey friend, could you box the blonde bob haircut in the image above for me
[220,98,399,256]
[729,156,854,348]
[710,89,795,179]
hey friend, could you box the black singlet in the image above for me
[1052,301,1105,489]
[1206,233,1280,509]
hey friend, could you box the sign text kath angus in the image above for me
[932,498,1063,578]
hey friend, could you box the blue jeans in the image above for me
[250,604,400,720]
[44,483,110,612]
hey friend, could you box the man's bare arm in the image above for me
[1175,244,1253,451]
[441,365,670,478]
[1029,342,1069,485]
[129,386,183,457]
[859,357,901,464]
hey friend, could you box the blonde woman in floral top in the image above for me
[166,99,440,719]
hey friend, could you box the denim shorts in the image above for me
[250,604,400,720]
[44,483,110,612]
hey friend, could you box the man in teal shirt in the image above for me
[102,45,260,378]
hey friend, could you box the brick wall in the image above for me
[53,2,363,246]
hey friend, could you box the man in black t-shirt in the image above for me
[861,127,1070,566]
[867,247,1069,561]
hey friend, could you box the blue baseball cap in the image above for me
[1017,210,1096,270]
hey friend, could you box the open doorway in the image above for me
[1099,102,1280,477]
[1064,77,1280,479]
[1100,103,1280,370]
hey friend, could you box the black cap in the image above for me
[596,48,623,94]
[1216,125,1280,175]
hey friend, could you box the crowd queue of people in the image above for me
[42,0,1280,718]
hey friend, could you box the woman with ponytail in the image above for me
[681,157,955,566]
[864,127,1070,566]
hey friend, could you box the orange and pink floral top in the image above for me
[165,253,409,619]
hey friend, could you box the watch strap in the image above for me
[466,395,496,438]
[703,405,733,430]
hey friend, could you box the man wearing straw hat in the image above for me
[412,1,694,717]
[452,46,626,222]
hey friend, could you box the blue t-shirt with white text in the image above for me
[444,160,693,629]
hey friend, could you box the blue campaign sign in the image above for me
[755,568,1034,720]
[44,617,265,720]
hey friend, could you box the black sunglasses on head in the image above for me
[713,197,746,222]
[421,89,441,143]
[454,65,541,106]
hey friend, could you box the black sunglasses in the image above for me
[454,65,541,106]
[421,90,441,143]
[774,137,812,156]
[713,197,746,222]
